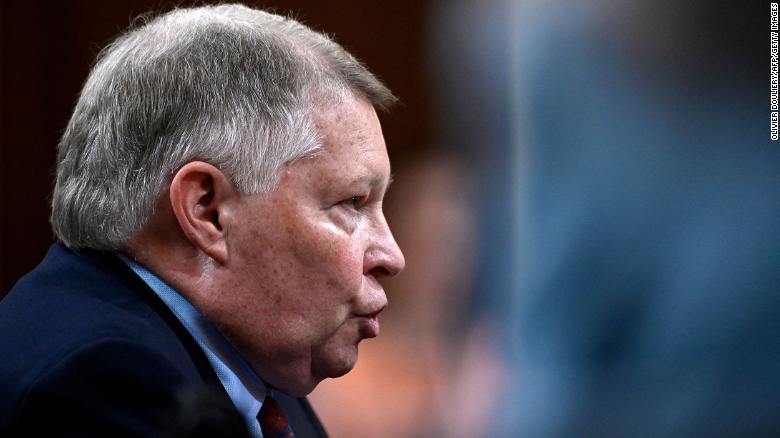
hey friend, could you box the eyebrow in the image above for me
[384,173,395,195]
[350,172,394,196]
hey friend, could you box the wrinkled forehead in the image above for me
[280,96,390,189]
[310,94,387,158]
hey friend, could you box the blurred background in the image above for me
[2,1,778,436]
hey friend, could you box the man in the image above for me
[0,4,404,437]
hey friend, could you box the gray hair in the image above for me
[51,4,396,250]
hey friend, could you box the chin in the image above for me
[314,350,358,380]
[328,363,354,378]
[282,378,321,398]
[272,356,357,397]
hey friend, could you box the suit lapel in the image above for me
[84,249,227,392]
[84,247,327,436]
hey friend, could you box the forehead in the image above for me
[302,96,390,180]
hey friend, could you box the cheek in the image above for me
[231,206,367,326]
[289,223,364,293]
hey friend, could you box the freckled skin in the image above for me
[206,96,405,396]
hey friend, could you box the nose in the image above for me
[364,213,405,278]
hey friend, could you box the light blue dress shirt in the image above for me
[118,254,266,438]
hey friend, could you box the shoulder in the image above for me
[0,244,195,381]
[12,338,197,436]
[0,244,208,435]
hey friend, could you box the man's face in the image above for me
[212,96,404,396]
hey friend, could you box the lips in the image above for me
[355,284,387,338]
[357,313,381,338]
[355,301,385,338]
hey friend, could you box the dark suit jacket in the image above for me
[0,243,326,437]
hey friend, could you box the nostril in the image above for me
[368,266,391,278]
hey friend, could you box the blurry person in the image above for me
[0,4,404,436]
[430,0,779,436]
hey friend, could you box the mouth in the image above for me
[357,313,381,338]
[355,284,387,339]
[355,300,385,339]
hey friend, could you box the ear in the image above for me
[169,161,237,265]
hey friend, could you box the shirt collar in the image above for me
[117,253,267,437]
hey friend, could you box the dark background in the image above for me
[0,0,432,294]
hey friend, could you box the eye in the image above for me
[341,195,365,209]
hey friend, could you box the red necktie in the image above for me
[258,395,295,438]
